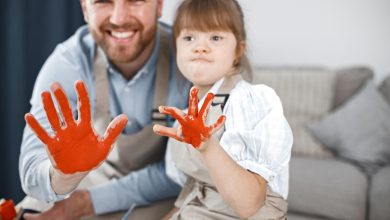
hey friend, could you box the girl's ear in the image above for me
[236,41,246,59]
[233,41,246,67]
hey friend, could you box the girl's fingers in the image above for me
[199,92,214,122]
[159,106,186,125]
[208,115,226,135]
[188,87,199,117]
[153,124,184,142]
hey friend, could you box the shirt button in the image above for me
[269,175,275,181]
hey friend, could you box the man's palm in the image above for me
[25,80,128,174]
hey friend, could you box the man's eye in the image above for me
[211,36,223,41]
[94,0,110,3]
[183,36,194,41]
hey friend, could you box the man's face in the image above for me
[81,0,163,64]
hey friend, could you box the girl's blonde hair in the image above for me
[173,0,252,80]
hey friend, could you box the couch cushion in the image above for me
[370,166,390,220]
[288,213,327,220]
[252,68,336,157]
[308,81,390,172]
[379,75,390,104]
[334,67,374,109]
[288,157,367,220]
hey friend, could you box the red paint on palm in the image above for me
[158,86,225,148]
[25,80,128,174]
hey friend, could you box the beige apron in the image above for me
[169,74,288,220]
[80,25,177,220]
[79,24,171,186]
[19,25,176,220]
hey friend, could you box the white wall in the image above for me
[160,0,390,82]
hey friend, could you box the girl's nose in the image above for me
[193,45,210,54]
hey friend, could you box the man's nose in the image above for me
[110,2,128,26]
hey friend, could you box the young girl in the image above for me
[153,0,293,219]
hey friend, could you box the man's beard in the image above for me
[91,20,157,64]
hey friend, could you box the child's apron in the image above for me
[169,74,288,220]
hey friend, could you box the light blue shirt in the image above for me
[19,24,190,214]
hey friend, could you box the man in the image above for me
[19,0,190,219]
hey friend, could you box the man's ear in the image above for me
[157,0,164,18]
[80,0,89,23]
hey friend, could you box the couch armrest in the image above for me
[370,165,390,220]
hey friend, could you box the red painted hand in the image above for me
[153,86,225,148]
[25,80,128,174]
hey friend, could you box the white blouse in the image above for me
[165,78,293,199]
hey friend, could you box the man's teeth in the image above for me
[111,31,135,39]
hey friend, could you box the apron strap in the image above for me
[151,25,171,125]
[211,73,243,111]
[93,47,111,120]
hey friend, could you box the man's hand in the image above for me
[23,190,94,220]
[25,80,128,174]
[153,86,225,148]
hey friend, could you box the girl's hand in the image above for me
[25,80,128,174]
[153,86,225,148]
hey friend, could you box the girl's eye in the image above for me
[183,36,194,41]
[211,36,223,41]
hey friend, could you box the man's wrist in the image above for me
[50,166,88,195]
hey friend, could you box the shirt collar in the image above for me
[198,77,225,107]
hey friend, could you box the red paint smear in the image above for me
[25,80,128,174]
[162,87,225,148]
[0,200,17,220]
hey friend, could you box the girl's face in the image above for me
[176,29,240,91]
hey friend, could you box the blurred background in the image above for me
[1,0,390,209]
[1,0,84,202]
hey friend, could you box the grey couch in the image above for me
[252,67,390,220]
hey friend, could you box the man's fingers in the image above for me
[50,82,76,128]
[159,106,186,125]
[102,114,128,147]
[208,115,226,135]
[23,203,60,220]
[199,92,214,122]
[75,80,92,126]
[23,213,40,220]
[153,124,184,142]
[188,86,199,117]
[25,113,53,146]
[42,91,62,131]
